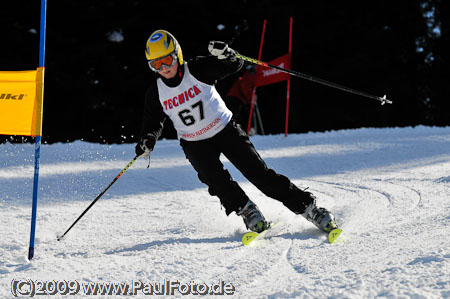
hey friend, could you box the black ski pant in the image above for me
[180,120,315,216]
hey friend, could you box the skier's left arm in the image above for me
[188,41,244,85]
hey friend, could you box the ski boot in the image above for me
[238,200,270,233]
[302,204,339,233]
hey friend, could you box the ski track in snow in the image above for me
[1,126,450,298]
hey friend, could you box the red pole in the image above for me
[285,17,293,137]
[247,20,267,135]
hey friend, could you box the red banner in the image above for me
[254,53,290,88]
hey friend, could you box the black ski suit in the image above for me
[139,55,315,215]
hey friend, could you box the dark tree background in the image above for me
[1,0,448,144]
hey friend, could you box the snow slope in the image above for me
[1,126,450,298]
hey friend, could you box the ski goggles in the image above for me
[148,53,177,72]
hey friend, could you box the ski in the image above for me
[328,228,343,244]
[242,222,281,246]
[242,224,342,246]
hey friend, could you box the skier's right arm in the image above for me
[135,82,167,158]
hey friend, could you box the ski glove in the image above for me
[208,41,235,60]
[135,135,156,158]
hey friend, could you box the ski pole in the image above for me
[234,52,392,105]
[57,155,138,241]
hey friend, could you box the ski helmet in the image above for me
[145,30,183,72]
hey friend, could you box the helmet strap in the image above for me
[177,64,183,78]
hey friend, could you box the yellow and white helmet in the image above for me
[145,30,183,72]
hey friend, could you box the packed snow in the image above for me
[1,126,450,298]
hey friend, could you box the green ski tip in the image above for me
[242,232,259,246]
[328,228,343,243]
[242,222,280,246]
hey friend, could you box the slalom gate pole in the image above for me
[234,52,392,105]
[57,156,138,241]
[28,0,47,261]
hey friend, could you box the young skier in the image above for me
[136,29,339,234]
